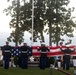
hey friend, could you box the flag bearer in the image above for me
[2,42,12,69]
[60,45,75,70]
[20,43,30,69]
[38,43,49,69]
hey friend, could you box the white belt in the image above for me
[41,52,46,53]
[65,54,70,55]
[4,50,10,52]
[22,51,27,53]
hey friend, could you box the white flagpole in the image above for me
[32,0,34,46]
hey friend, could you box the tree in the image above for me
[20,0,46,43]
[7,30,24,45]
[32,0,46,42]
[45,0,76,46]
[4,0,24,46]
[4,0,76,46]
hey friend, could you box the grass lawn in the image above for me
[0,67,74,75]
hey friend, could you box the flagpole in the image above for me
[32,0,34,46]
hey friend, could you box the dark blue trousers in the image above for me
[63,55,70,70]
[21,57,28,69]
[3,57,10,69]
[40,57,47,69]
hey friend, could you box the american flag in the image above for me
[32,46,76,57]
[0,46,76,57]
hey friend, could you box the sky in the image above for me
[0,0,76,46]
[0,0,11,32]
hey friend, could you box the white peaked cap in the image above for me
[66,44,70,47]
[41,42,45,45]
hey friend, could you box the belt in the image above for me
[65,54,70,55]
[22,51,27,53]
[41,52,46,53]
[4,50,10,52]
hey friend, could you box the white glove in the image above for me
[60,46,62,48]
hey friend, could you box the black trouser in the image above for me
[39,53,47,69]
[63,55,70,70]
[39,57,47,69]
[21,57,28,69]
[21,54,28,69]
[3,57,10,69]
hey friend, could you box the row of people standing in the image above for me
[2,42,31,69]
[2,41,76,70]
[2,42,50,69]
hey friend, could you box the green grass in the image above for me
[0,67,74,75]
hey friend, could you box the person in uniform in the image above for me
[2,42,12,69]
[60,45,75,70]
[20,43,30,69]
[38,43,49,69]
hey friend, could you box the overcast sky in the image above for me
[0,0,76,46]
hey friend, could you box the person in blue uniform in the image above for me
[20,43,30,69]
[2,42,12,69]
[38,43,49,69]
[60,45,75,70]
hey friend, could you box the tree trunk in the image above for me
[41,31,44,42]
[15,42,18,46]
[49,23,52,46]
[55,0,59,46]
[15,0,20,46]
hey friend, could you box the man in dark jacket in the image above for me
[38,43,49,69]
[2,42,12,69]
[60,45,75,70]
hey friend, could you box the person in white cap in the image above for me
[2,41,12,69]
[38,43,49,69]
[20,43,30,69]
[60,45,75,70]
